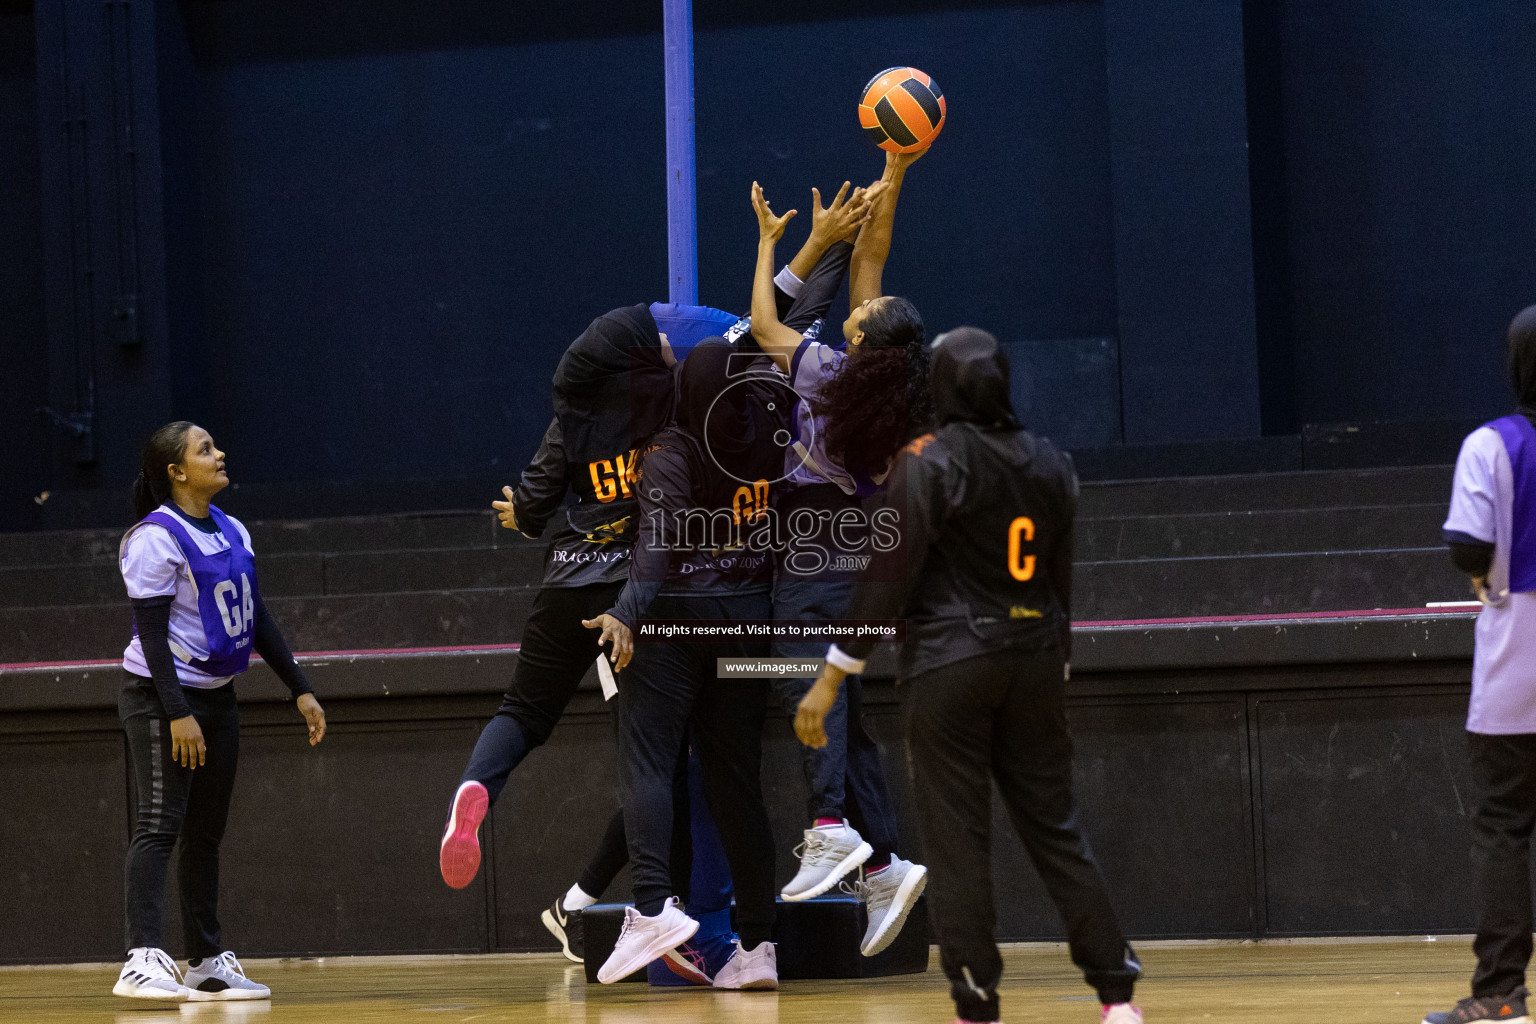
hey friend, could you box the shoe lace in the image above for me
[792,831,831,866]
[213,952,247,979]
[838,876,868,901]
[616,907,640,944]
[146,948,184,983]
[851,867,897,911]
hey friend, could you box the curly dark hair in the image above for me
[809,297,933,482]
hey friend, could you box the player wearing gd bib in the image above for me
[114,423,326,1003]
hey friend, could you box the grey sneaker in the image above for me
[855,855,928,956]
[1423,987,1532,1024]
[779,820,872,901]
[712,939,778,990]
[184,951,270,1001]
[113,947,191,1001]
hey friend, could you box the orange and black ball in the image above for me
[859,67,946,153]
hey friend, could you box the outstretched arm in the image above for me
[849,148,925,309]
[749,182,810,370]
[784,181,870,282]
[751,181,872,369]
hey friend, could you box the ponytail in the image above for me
[132,421,195,521]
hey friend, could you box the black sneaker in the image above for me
[1424,987,1532,1024]
[540,898,584,963]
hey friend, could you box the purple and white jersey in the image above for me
[782,338,888,498]
[1444,418,1536,734]
[119,505,255,688]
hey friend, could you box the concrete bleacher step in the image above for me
[0,464,1463,663]
[580,896,930,984]
[0,586,539,664]
[1075,502,1446,561]
[0,543,546,610]
[1077,465,1453,518]
[1075,546,1466,621]
[0,510,506,568]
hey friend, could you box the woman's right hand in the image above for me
[492,485,519,531]
[751,181,797,242]
[170,715,206,769]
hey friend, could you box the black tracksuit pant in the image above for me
[616,592,776,947]
[121,673,241,959]
[461,581,626,801]
[1468,731,1536,998]
[904,646,1139,1021]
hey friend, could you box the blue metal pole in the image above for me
[663,0,698,304]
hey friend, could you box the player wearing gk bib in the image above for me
[1424,306,1536,1024]
[747,151,930,954]
[438,214,868,970]
[114,423,326,1003]
[795,330,1142,1024]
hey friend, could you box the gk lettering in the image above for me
[589,450,639,503]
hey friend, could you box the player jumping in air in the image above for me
[747,148,932,956]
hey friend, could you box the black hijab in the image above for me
[1509,304,1536,419]
[671,339,760,480]
[552,304,674,468]
[929,327,1020,428]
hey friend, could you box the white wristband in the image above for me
[826,644,867,675]
[774,265,804,299]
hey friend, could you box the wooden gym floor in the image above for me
[0,939,1483,1023]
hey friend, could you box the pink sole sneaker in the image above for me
[440,781,488,889]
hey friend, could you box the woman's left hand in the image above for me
[751,181,797,241]
[296,692,326,746]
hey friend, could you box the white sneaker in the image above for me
[712,939,778,990]
[779,820,872,901]
[596,897,698,984]
[1102,1003,1143,1023]
[113,947,191,1000]
[854,856,928,956]
[184,951,271,1000]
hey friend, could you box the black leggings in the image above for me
[904,648,1139,1020]
[460,581,626,802]
[615,592,776,945]
[121,672,240,959]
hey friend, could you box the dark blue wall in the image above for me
[5,0,1536,530]
[1276,0,1536,424]
[169,0,1112,489]
[0,2,47,514]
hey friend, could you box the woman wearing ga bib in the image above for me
[113,422,326,1003]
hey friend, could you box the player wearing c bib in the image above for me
[114,422,326,1003]
[795,329,1142,1024]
